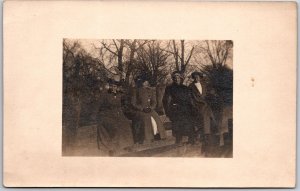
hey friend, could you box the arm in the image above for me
[150,88,157,110]
[190,84,206,105]
[162,86,171,117]
[188,86,206,115]
[131,88,143,111]
[97,91,106,112]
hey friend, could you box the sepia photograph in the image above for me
[62,39,233,157]
[4,1,296,187]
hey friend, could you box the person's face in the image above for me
[111,84,118,92]
[195,75,201,83]
[143,80,150,87]
[174,75,181,85]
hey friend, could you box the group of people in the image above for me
[96,71,218,156]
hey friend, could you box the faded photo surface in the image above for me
[62,39,233,157]
[3,1,296,187]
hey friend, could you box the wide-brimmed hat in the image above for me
[191,71,204,79]
[135,74,150,83]
[107,78,121,86]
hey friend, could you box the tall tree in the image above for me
[198,40,233,69]
[101,40,124,72]
[95,39,149,86]
[123,39,149,85]
[96,39,125,77]
[166,40,195,74]
[135,40,170,86]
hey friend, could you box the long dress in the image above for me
[131,87,167,143]
[97,90,134,155]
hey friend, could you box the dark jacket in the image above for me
[189,82,216,134]
[162,83,194,121]
[189,82,207,111]
[162,83,195,137]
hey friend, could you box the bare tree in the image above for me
[123,39,149,85]
[93,39,149,86]
[197,40,233,69]
[135,40,170,85]
[100,39,125,73]
[92,39,126,78]
[165,40,195,74]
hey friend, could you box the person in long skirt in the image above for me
[97,79,134,156]
[131,75,167,144]
[162,71,195,145]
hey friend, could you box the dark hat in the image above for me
[135,74,151,88]
[135,73,150,83]
[191,71,204,79]
[108,78,121,86]
[171,71,183,79]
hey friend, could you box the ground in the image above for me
[62,125,232,158]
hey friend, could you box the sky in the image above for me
[66,39,233,69]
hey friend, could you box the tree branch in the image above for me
[185,46,195,66]
[112,40,119,52]
[101,42,118,56]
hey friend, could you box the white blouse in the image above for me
[195,82,203,95]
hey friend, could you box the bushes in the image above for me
[201,65,233,111]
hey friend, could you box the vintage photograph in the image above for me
[4,1,296,187]
[62,39,233,157]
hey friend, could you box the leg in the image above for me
[201,134,212,156]
[172,120,181,144]
[186,121,195,144]
[131,119,139,144]
[175,133,183,144]
[136,120,145,144]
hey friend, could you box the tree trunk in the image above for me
[181,40,185,72]
[118,40,124,74]
[172,40,180,71]
[125,40,137,85]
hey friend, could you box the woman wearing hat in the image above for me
[96,78,134,156]
[163,71,195,145]
[131,75,167,144]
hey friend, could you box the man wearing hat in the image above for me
[162,71,195,145]
[189,71,216,151]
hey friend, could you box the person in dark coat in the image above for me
[131,75,167,144]
[97,79,134,156]
[189,72,216,145]
[162,71,195,145]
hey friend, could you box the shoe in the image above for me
[154,134,161,140]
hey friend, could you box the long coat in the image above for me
[97,91,134,155]
[189,82,216,134]
[162,83,194,136]
[131,87,167,142]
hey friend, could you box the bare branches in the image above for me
[185,46,194,67]
[200,40,232,68]
[112,39,119,52]
[135,40,171,85]
[165,40,195,73]
[64,39,232,89]
[101,41,118,56]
